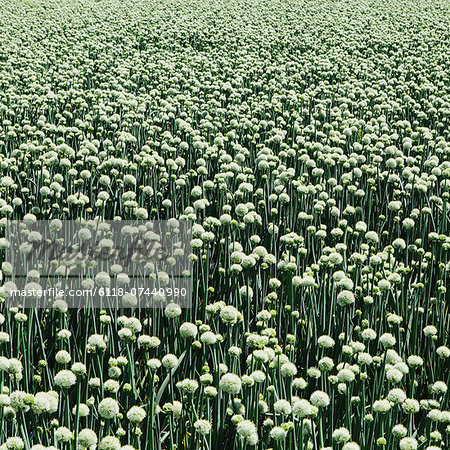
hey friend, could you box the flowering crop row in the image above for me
[0,0,448,449]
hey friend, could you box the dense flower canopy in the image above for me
[0,0,449,449]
